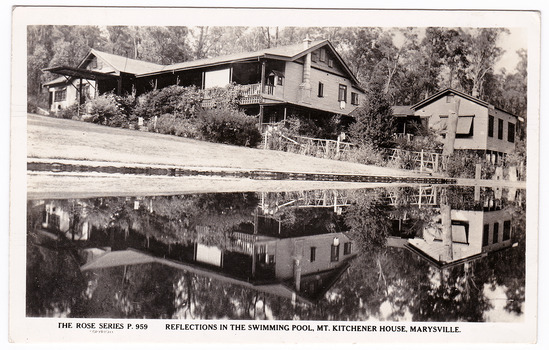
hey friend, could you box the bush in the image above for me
[86,94,128,127]
[341,142,387,167]
[133,85,204,121]
[281,114,343,139]
[197,107,261,147]
[56,103,79,119]
[444,150,499,179]
[154,113,200,138]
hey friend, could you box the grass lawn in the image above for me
[27,114,416,176]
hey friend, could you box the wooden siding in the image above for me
[486,108,518,154]
[283,61,363,115]
[273,232,353,279]
[416,95,516,154]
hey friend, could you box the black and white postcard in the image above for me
[9,5,541,345]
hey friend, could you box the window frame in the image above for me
[351,92,359,105]
[488,115,495,137]
[508,122,515,143]
[338,84,347,102]
[343,242,352,255]
[498,118,504,140]
[319,48,327,62]
[54,89,67,102]
[310,247,317,262]
[318,81,324,97]
[493,222,500,244]
[330,244,340,262]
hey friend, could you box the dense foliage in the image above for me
[196,107,262,147]
[29,26,527,123]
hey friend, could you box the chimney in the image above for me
[300,35,312,103]
[303,35,312,49]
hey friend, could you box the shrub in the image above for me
[86,94,128,127]
[197,107,261,147]
[154,113,200,139]
[281,114,343,139]
[56,103,79,119]
[133,85,204,121]
[444,150,498,179]
[341,142,387,167]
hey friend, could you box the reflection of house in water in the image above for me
[404,208,513,268]
[387,187,515,269]
[41,202,91,240]
[81,227,354,304]
[44,195,357,305]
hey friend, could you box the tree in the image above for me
[348,85,396,149]
[464,28,508,98]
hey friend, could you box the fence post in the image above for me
[420,150,424,172]
[434,154,439,172]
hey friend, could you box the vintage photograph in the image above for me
[10,6,540,344]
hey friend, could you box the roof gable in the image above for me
[142,40,362,88]
[411,88,491,110]
[411,88,520,120]
[78,49,164,75]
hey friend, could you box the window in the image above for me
[456,116,474,138]
[498,118,504,140]
[503,221,511,241]
[508,122,515,143]
[483,224,490,247]
[488,115,494,137]
[277,76,283,86]
[328,58,334,68]
[330,244,340,262]
[493,222,499,244]
[351,92,359,105]
[320,48,327,62]
[446,95,454,103]
[318,82,324,97]
[310,247,316,262]
[54,89,66,102]
[311,51,318,62]
[338,84,347,102]
[343,242,352,255]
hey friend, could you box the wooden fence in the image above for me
[263,128,451,173]
[263,128,355,160]
[387,148,447,173]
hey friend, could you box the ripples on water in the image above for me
[26,185,525,322]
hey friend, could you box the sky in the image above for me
[494,28,528,73]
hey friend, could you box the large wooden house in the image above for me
[43,37,365,128]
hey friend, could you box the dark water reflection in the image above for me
[26,186,525,322]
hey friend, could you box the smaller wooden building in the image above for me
[393,88,520,158]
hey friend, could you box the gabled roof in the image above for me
[137,40,363,89]
[411,88,520,120]
[411,88,493,110]
[84,48,165,75]
[154,40,326,74]
[42,75,68,87]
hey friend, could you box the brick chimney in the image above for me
[299,35,312,103]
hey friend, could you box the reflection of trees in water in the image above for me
[26,237,86,317]
[27,188,525,320]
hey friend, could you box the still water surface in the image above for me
[27,185,525,322]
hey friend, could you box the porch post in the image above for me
[259,105,264,130]
[260,60,266,94]
[117,76,123,95]
[78,77,83,117]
